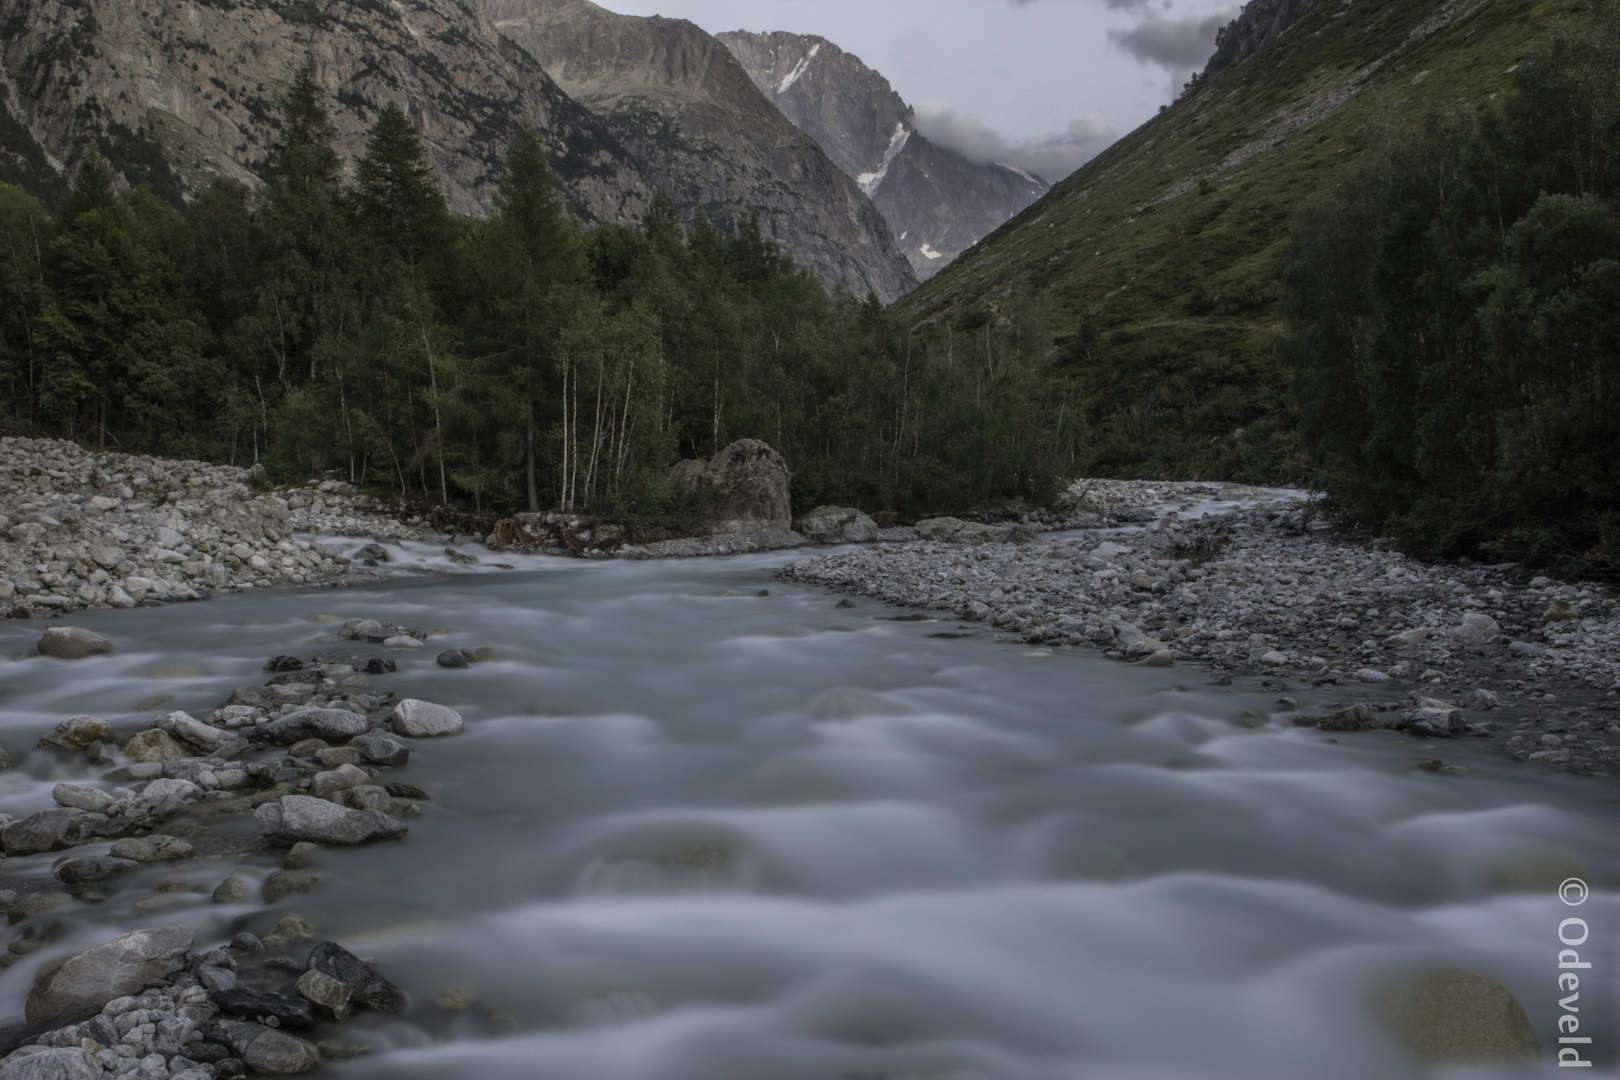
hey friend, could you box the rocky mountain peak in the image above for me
[719,28,1049,281]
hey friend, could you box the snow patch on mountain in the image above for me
[856,122,911,196]
[777,42,821,94]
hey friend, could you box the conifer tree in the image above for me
[354,101,450,269]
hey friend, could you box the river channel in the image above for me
[0,545,1615,1078]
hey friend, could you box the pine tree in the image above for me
[354,101,450,269]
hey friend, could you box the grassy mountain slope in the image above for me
[896,0,1594,483]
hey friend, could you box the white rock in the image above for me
[140,778,204,802]
[1354,668,1391,683]
[382,635,423,648]
[390,699,464,737]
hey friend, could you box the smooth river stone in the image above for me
[25,926,192,1022]
[389,699,463,737]
[255,795,407,846]
[37,626,112,659]
[263,708,370,745]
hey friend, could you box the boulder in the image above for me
[797,506,879,545]
[294,968,353,1020]
[255,795,407,846]
[436,649,469,669]
[1378,967,1537,1065]
[349,734,409,767]
[1454,612,1502,644]
[0,1047,104,1080]
[263,708,370,745]
[389,699,464,738]
[309,764,369,799]
[2,809,107,856]
[1313,705,1377,732]
[51,784,114,814]
[1542,599,1578,624]
[121,729,188,762]
[669,438,792,535]
[37,627,111,660]
[306,941,406,1012]
[38,716,115,751]
[25,926,192,1022]
[140,777,204,803]
[156,711,228,751]
[87,546,125,569]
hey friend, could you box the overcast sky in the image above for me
[598,0,1241,180]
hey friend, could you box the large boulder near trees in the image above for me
[797,506,878,544]
[669,439,792,536]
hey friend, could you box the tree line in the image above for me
[1283,5,1620,576]
[0,68,1078,522]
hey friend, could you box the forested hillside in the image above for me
[899,0,1598,485]
[1286,8,1620,574]
[0,70,1074,521]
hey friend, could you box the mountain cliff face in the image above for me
[475,0,917,302]
[0,0,916,301]
[718,30,1048,281]
[897,0,1589,480]
[0,0,651,222]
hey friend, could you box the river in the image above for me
[0,543,1615,1078]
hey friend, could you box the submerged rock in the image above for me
[1378,967,1537,1065]
[37,627,112,660]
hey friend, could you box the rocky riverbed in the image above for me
[781,479,1620,776]
[0,617,466,1077]
[0,438,469,619]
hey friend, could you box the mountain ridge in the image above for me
[0,0,916,301]
[718,29,1050,281]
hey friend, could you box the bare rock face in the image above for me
[0,0,650,223]
[670,439,792,537]
[26,926,193,1022]
[720,30,1049,281]
[478,0,917,302]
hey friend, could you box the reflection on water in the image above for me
[0,550,1614,1079]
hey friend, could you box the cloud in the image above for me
[1107,11,1233,73]
[911,103,1118,183]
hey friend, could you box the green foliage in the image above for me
[0,68,1074,520]
[1283,3,1620,574]
[900,0,1596,484]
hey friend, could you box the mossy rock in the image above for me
[1378,967,1537,1065]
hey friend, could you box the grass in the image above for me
[895,0,1597,484]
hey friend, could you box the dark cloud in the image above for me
[1107,11,1234,71]
[911,104,1117,182]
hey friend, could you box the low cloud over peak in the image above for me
[911,104,1117,183]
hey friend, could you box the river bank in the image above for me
[781,480,1620,776]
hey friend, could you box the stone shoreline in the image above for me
[780,480,1620,776]
[0,617,469,1077]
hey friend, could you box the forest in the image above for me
[0,68,1078,524]
[1283,7,1620,576]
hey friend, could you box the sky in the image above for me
[598,0,1243,181]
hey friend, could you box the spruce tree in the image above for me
[354,101,450,269]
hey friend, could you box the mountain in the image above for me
[895,0,1590,482]
[456,0,916,302]
[0,0,653,222]
[718,30,1049,282]
[0,0,916,301]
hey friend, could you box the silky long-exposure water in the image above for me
[0,548,1614,1078]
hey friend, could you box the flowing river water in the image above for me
[0,535,1616,1079]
